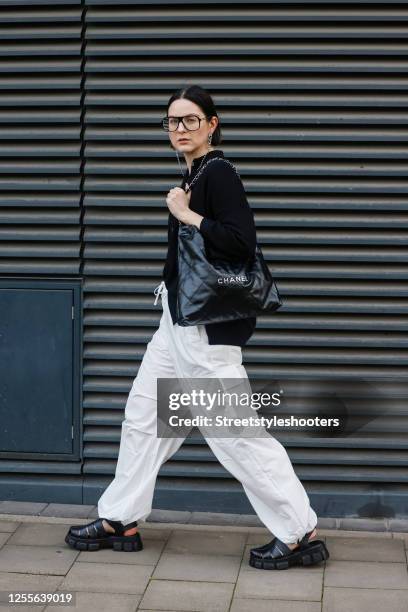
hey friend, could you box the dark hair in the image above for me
[166,84,223,147]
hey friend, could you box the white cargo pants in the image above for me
[98,280,317,544]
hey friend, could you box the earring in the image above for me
[207,132,213,147]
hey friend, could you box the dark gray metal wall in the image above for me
[0,0,82,276]
[0,1,84,502]
[1,0,408,517]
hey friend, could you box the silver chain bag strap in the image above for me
[178,157,239,225]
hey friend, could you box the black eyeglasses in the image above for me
[161,114,208,132]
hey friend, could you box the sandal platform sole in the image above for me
[65,531,143,552]
[249,539,329,570]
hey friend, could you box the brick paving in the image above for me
[0,502,407,611]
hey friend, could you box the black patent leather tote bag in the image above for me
[176,223,283,326]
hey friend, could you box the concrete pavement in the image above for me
[0,503,407,611]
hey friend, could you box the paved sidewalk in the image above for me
[0,505,407,611]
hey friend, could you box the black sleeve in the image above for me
[198,162,257,259]
[162,212,171,278]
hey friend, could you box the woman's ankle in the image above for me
[288,527,318,550]
[101,519,138,536]
[123,526,138,536]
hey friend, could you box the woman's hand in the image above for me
[166,187,203,228]
[166,187,191,222]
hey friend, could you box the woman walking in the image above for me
[65,85,329,570]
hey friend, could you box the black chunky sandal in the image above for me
[249,528,329,570]
[65,518,143,552]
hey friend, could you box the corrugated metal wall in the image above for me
[0,0,83,276]
[0,1,84,499]
[1,0,408,516]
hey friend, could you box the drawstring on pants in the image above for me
[153,280,166,305]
